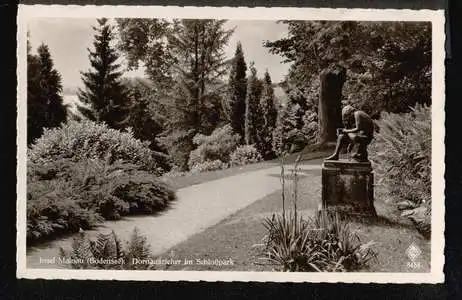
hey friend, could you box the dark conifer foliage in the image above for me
[259,70,278,159]
[244,63,263,146]
[117,19,234,170]
[27,40,67,145]
[228,42,247,140]
[77,18,130,129]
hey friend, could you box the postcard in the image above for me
[17,5,445,283]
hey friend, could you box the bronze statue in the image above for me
[325,105,374,162]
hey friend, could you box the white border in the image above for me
[17,5,446,283]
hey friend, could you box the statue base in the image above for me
[320,159,377,217]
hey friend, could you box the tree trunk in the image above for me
[318,65,346,144]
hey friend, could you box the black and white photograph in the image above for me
[16,6,445,282]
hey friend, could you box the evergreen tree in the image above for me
[244,63,263,146]
[27,38,43,145]
[77,18,129,129]
[259,70,277,158]
[124,78,171,171]
[272,86,308,155]
[27,42,67,144]
[117,19,234,170]
[227,42,247,140]
[158,20,234,170]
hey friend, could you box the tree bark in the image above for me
[318,65,346,144]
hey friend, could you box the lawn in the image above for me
[161,144,334,190]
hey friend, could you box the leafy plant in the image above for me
[261,210,376,272]
[188,124,241,169]
[27,157,176,243]
[28,119,167,175]
[229,145,262,167]
[27,172,103,243]
[189,160,228,174]
[370,104,431,237]
[59,227,153,270]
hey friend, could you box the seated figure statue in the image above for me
[326,105,374,162]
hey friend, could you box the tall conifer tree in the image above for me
[78,18,129,129]
[227,42,247,140]
[259,70,277,158]
[27,41,67,144]
[244,63,263,146]
[117,19,234,170]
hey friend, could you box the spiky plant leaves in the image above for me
[60,227,157,270]
[260,155,377,272]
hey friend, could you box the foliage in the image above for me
[259,156,376,272]
[123,78,172,171]
[27,178,103,243]
[262,211,377,272]
[227,42,248,140]
[258,71,278,159]
[58,227,154,270]
[244,63,263,146]
[229,145,263,167]
[370,105,431,237]
[272,86,309,156]
[158,129,196,172]
[27,157,176,242]
[116,18,175,88]
[77,18,130,129]
[27,42,67,144]
[370,105,431,205]
[265,21,431,118]
[28,119,167,174]
[189,160,228,174]
[188,124,241,169]
[301,110,319,143]
[117,19,234,170]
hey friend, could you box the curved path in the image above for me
[26,162,322,268]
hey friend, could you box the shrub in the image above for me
[189,160,228,174]
[261,211,377,272]
[28,119,168,175]
[301,110,319,144]
[188,125,240,169]
[370,105,431,236]
[27,174,103,243]
[58,227,154,270]
[229,145,262,167]
[27,157,176,242]
[371,104,431,204]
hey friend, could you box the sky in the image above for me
[27,18,291,91]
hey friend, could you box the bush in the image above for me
[189,160,228,174]
[28,119,168,175]
[370,105,431,236]
[27,172,104,243]
[58,227,154,270]
[261,211,377,272]
[188,125,240,170]
[301,110,319,144]
[229,145,262,167]
[27,157,176,242]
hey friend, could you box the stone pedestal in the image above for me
[321,159,377,217]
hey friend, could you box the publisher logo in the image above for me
[406,241,422,269]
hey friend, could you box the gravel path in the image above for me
[26,162,322,269]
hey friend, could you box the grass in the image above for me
[156,155,430,272]
[161,145,333,190]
